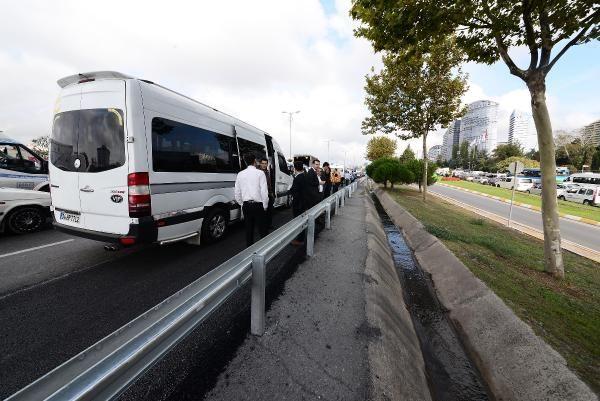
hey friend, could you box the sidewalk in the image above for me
[204,187,371,400]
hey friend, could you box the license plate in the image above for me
[59,211,80,224]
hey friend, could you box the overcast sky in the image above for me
[1,0,598,164]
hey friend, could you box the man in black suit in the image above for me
[290,161,308,245]
[305,159,322,209]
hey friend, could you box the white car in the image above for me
[0,187,51,234]
[496,176,534,192]
[528,183,569,197]
[563,185,599,206]
[0,136,49,191]
[472,175,489,184]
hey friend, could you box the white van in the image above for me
[50,71,293,246]
[563,172,600,187]
[496,176,534,191]
[0,136,49,191]
[564,185,598,206]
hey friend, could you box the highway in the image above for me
[429,184,600,253]
[0,208,300,400]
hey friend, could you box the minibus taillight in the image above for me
[128,172,151,217]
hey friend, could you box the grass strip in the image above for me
[387,187,600,392]
[440,180,600,223]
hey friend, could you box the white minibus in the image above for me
[50,71,293,246]
[563,172,600,186]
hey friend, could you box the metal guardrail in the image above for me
[6,181,359,401]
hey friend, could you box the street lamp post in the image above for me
[282,110,300,158]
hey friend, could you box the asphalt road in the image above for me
[0,207,298,400]
[429,184,600,253]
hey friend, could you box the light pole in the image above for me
[282,110,300,158]
[321,139,332,162]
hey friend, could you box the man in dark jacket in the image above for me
[290,161,308,245]
[259,158,275,229]
[305,159,322,208]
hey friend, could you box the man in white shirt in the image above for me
[235,153,269,246]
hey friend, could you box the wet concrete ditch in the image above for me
[371,194,491,401]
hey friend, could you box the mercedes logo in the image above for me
[74,158,81,169]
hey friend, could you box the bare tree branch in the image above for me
[545,13,598,72]
[522,0,539,71]
[538,2,552,67]
[495,35,527,80]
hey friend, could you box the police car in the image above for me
[0,136,49,191]
[0,187,51,234]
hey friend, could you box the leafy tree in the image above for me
[404,159,437,189]
[399,145,416,163]
[493,142,524,161]
[459,140,470,169]
[525,148,540,162]
[30,135,50,159]
[372,158,413,188]
[496,156,540,172]
[351,0,600,278]
[451,143,459,161]
[365,136,397,161]
[361,36,467,201]
[592,147,600,171]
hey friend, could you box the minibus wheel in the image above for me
[7,207,46,234]
[201,208,228,243]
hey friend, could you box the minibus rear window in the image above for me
[51,109,125,173]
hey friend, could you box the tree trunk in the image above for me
[527,75,564,278]
[422,132,428,201]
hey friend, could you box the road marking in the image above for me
[0,239,75,259]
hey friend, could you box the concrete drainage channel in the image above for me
[370,193,490,401]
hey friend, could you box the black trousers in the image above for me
[265,195,275,228]
[243,202,267,246]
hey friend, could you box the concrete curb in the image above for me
[375,188,598,401]
[363,194,432,401]
[437,182,600,227]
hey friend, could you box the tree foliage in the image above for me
[365,135,397,161]
[493,142,524,161]
[496,156,540,172]
[31,135,50,159]
[399,145,416,163]
[362,36,468,200]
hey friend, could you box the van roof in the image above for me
[57,71,134,88]
[57,71,272,140]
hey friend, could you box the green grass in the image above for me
[387,187,600,392]
[440,180,600,223]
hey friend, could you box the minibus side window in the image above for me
[237,138,267,169]
[152,117,237,173]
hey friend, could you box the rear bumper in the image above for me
[53,216,158,244]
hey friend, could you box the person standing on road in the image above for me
[306,159,322,209]
[321,162,332,198]
[289,161,308,246]
[344,170,351,186]
[331,168,341,193]
[259,157,275,230]
[235,154,269,246]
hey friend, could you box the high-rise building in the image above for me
[427,145,442,161]
[441,119,461,161]
[459,100,499,154]
[508,110,537,151]
[580,119,600,147]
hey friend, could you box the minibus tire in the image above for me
[6,207,46,234]
[201,208,228,243]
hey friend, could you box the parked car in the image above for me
[0,187,51,234]
[496,176,534,192]
[563,185,598,206]
[528,183,568,197]
[0,136,49,191]
[472,175,489,184]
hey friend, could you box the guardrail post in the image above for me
[341,190,345,207]
[349,184,353,198]
[335,192,340,214]
[325,203,331,229]
[306,213,315,257]
[251,253,266,336]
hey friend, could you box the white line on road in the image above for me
[0,239,75,259]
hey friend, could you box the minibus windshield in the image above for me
[51,108,125,172]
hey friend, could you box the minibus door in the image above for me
[77,80,130,235]
[50,86,84,228]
